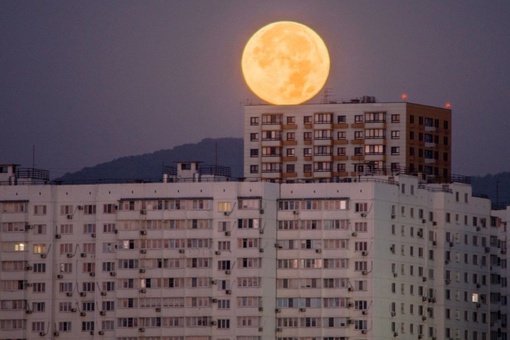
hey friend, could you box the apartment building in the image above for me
[0,162,507,340]
[244,100,451,182]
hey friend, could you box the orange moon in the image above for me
[242,21,330,105]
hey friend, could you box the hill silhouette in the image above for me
[55,138,243,183]
[55,137,510,208]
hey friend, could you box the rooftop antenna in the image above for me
[321,88,334,104]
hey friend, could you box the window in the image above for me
[304,116,312,124]
[286,164,295,173]
[218,202,232,212]
[303,148,312,156]
[337,163,346,172]
[218,319,230,329]
[83,224,96,234]
[250,165,258,174]
[83,205,96,215]
[337,147,346,155]
[262,130,281,141]
[314,162,332,172]
[337,115,346,123]
[365,111,386,123]
[337,131,346,139]
[391,114,400,123]
[354,115,363,123]
[250,133,258,141]
[286,132,295,141]
[33,205,47,215]
[354,131,364,139]
[286,116,295,124]
[365,129,385,139]
[262,114,282,125]
[391,130,400,139]
[250,149,258,157]
[261,163,281,173]
[304,132,312,140]
[391,147,400,155]
[364,145,385,155]
[250,117,259,125]
[314,112,332,123]
[59,321,72,332]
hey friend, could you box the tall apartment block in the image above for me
[244,100,451,182]
[0,162,508,340]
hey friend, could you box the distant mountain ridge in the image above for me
[55,138,244,183]
[56,137,509,207]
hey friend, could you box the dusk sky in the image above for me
[1,1,510,177]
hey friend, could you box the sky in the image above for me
[1,1,510,177]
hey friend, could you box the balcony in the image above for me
[333,139,348,145]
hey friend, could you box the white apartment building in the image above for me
[0,163,507,340]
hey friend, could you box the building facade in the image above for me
[244,101,451,182]
[0,166,507,340]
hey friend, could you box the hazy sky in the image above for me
[1,1,509,177]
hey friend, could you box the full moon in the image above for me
[242,21,330,105]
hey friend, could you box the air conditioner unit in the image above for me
[139,327,145,332]
[276,327,283,332]
[26,223,33,230]
[110,271,116,276]
[77,205,83,210]
[391,214,396,219]
[348,302,353,308]
[89,272,95,277]
[351,232,357,237]
[417,230,423,238]
[101,291,107,296]
[70,308,77,312]
[212,298,218,303]
[215,250,221,255]
[299,307,306,312]
[226,289,232,295]
[26,282,33,287]
[390,245,395,253]
[223,212,230,216]
[114,229,118,234]
[155,307,161,312]
[422,219,426,223]
[432,241,437,246]
[225,231,231,236]
[39,332,46,336]
[476,283,481,288]
[362,330,367,334]
[393,332,398,337]
[449,242,454,247]
[140,230,147,235]
[422,316,427,321]
[432,221,437,226]
[100,311,106,316]
[422,277,427,282]
[140,288,146,293]
[259,248,264,253]
[99,331,104,335]
[139,268,146,273]
[362,310,367,315]
[66,292,73,297]
[140,249,147,254]
[225,270,231,275]
[80,292,86,297]
[485,247,490,253]
[40,254,47,259]
[258,327,263,332]
[26,309,33,314]
[210,320,217,326]
[259,209,264,214]
[80,253,86,258]
[275,243,282,249]
[393,272,398,278]
[293,210,299,215]
[259,229,264,234]
[362,270,368,275]
[90,331,94,335]
[80,311,86,316]
[347,319,354,324]
[55,234,61,239]
[67,214,73,220]
[258,306,263,312]
[361,251,368,256]
[391,311,396,317]
[360,212,367,217]
[476,227,481,232]
[348,287,353,292]
[315,249,322,253]
[26,265,33,271]
[53,331,60,336]
[91,233,96,238]
[66,253,73,258]
[210,280,217,285]
[275,308,281,313]
[57,274,63,279]
[422,296,428,302]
